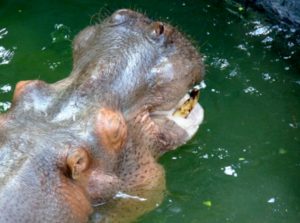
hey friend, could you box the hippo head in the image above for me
[0,9,204,223]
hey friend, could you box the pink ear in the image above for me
[66,148,90,180]
[95,108,127,153]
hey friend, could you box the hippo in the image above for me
[0,9,204,223]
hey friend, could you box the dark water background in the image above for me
[0,0,299,222]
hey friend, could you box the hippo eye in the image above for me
[158,23,164,35]
[151,22,164,37]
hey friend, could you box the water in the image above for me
[1,0,299,222]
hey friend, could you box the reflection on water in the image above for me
[0,28,8,39]
[0,101,11,112]
[0,84,11,93]
[0,26,13,112]
[0,28,15,65]
[0,0,299,223]
[51,24,71,43]
[222,165,237,177]
[0,46,14,65]
[248,21,272,36]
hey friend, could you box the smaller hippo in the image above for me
[0,9,204,223]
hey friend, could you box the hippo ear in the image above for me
[13,80,30,102]
[95,108,128,153]
[67,148,90,180]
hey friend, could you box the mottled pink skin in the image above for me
[0,9,204,223]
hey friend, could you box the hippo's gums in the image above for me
[0,9,204,223]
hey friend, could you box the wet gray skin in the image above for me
[0,9,204,223]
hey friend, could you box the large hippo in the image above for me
[0,9,204,223]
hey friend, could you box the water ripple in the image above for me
[0,46,14,65]
[0,28,8,39]
[248,21,271,36]
[211,57,230,70]
[243,86,262,96]
[51,24,71,43]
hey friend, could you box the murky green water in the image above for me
[1,0,299,222]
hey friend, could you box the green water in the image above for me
[0,0,299,223]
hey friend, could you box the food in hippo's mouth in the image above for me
[173,85,201,118]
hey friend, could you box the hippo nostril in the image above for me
[110,9,130,25]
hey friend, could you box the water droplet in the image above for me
[199,80,206,89]
[287,42,295,48]
[222,166,238,177]
[211,88,221,94]
[278,148,287,154]
[289,123,298,129]
[114,191,147,201]
[170,206,182,213]
[203,200,212,207]
[211,57,230,70]
[0,101,11,112]
[202,154,209,159]
[262,36,273,44]
[243,86,261,96]
[51,24,71,43]
[0,84,12,93]
[267,197,275,203]
[262,73,271,80]
[228,68,238,78]
[47,61,61,70]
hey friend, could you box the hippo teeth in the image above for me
[172,85,200,119]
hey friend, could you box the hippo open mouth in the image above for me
[153,85,204,142]
[0,9,204,223]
